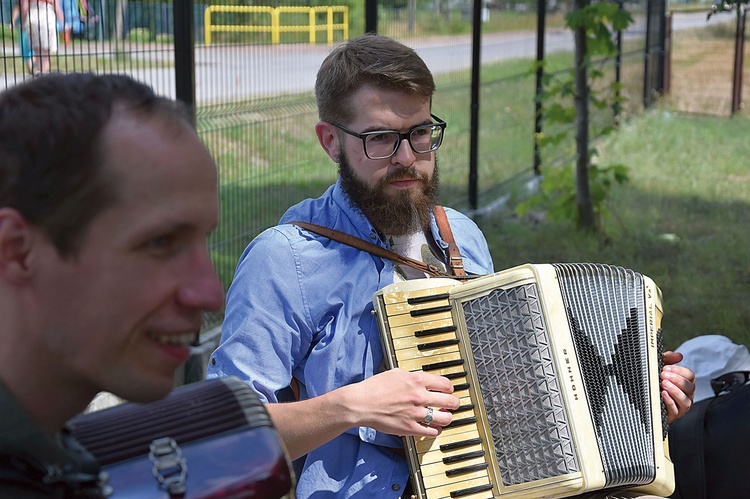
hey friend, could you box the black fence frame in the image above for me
[165,0,667,213]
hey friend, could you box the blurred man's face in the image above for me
[30,111,224,403]
[335,86,439,235]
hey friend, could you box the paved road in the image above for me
[188,10,734,105]
[189,30,575,105]
[2,10,732,103]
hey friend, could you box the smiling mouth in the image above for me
[147,331,196,347]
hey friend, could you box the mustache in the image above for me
[378,168,429,187]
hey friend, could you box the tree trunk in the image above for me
[731,6,746,115]
[408,0,416,34]
[115,0,127,41]
[573,0,596,229]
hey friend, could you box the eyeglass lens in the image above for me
[710,370,750,396]
[364,125,443,159]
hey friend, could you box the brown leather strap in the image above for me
[290,377,301,401]
[433,206,466,277]
[288,221,453,278]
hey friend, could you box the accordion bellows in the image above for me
[68,377,295,498]
[374,263,675,499]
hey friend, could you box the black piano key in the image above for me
[407,293,450,305]
[443,371,467,380]
[415,325,457,337]
[439,437,482,452]
[450,483,494,498]
[444,416,477,429]
[422,359,464,371]
[418,338,460,350]
[445,463,489,478]
[443,450,485,464]
[451,403,475,413]
[411,305,452,317]
[452,382,470,391]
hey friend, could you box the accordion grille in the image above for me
[462,282,578,486]
[460,263,657,490]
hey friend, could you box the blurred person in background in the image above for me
[11,0,34,75]
[19,0,64,75]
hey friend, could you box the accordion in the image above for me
[373,263,675,499]
[68,377,295,498]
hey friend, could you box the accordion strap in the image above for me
[288,220,453,278]
[433,206,466,277]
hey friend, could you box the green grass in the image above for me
[477,109,750,352]
[199,97,336,289]
[380,9,567,38]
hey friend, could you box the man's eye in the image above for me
[368,133,391,143]
[147,235,175,250]
[412,127,429,138]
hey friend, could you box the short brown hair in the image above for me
[315,34,435,125]
[0,73,191,258]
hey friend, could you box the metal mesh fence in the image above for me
[665,8,749,117]
[0,0,665,331]
[0,1,182,96]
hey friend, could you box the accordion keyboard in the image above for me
[379,283,496,499]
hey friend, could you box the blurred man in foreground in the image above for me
[0,73,224,496]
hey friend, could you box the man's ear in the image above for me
[315,121,341,163]
[0,208,34,283]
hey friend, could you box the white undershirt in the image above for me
[388,231,447,282]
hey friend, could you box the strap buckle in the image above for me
[149,437,187,497]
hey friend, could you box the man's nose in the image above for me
[178,248,224,312]
[391,138,416,166]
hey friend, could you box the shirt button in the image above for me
[370,233,376,240]
[210,357,216,366]
[392,484,401,492]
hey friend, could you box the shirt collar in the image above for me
[0,379,100,481]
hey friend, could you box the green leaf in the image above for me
[566,9,586,29]
[612,9,635,31]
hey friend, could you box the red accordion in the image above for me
[68,377,295,498]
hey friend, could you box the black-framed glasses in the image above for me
[710,371,750,396]
[331,114,447,160]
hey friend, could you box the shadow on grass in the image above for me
[477,184,750,351]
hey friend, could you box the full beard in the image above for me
[338,147,440,236]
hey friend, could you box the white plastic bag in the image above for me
[675,334,750,402]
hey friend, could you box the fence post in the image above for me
[731,6,746,115]
[643,0,666,107]
[272,9,280,44]
[533,0,547,176]
[343,7,349,40]
[327,8,334,45]
[310,9,316,44]
[614,0,623,122]
[365,0,377,33]
[468,0,483,211]
[657,0,666,95]
[174,0,196,127]
[663,11,672,96]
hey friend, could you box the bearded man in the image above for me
[206,34,694,499]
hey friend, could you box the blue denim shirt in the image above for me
[207,179,494,499]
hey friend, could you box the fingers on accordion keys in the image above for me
[421,406,435,425]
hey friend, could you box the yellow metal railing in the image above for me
[204,5,349,46]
